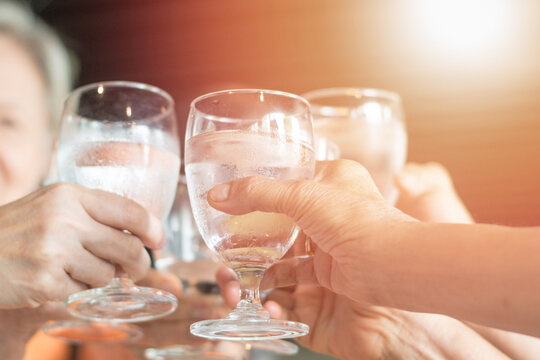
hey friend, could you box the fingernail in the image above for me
[209,183,230,202]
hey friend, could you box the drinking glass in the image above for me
[151,177,299,355]
[299,136,340,257]
[56,81,180,322]
[314,135,341,161]
[185,89,314,341]
[303,87,407,204]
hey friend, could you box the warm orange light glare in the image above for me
[419,0,511,56]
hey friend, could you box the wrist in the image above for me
[392,312,510,359]
[353,211,418,307]
[381,310,447,359]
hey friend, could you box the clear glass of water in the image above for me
[185,89,315,341]
[57,81,181,322]
[303,87,408,204]
[156,177,300,355]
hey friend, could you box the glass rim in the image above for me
[302,87,402,117]
[302,87,401,103]
[65,80,175,121]
[189,89,311,123]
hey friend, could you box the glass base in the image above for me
[145,345,207,360]
[66,281,178,323]
[41,320,142,343]
[145,340,298,360]
[145,344,243,360]
[190,318,309,341]
[248,340,299,355]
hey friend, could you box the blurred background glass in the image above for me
[306,87,407,204]
[162,176,214,264]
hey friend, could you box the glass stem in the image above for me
[108,265,134,288]
[229,269,269,320]
[108,277,134,288]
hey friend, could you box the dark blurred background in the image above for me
[33,0,540,226]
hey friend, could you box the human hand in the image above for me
[395,164,540,359]
[217,262,509,360]
[217,262,403,360]
[0,183,165,308]
[207,160,414,304]
[395,162,473,223]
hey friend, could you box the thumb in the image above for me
[394,171,426,197]
[207,176,311,220]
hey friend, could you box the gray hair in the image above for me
[0,1,75,130]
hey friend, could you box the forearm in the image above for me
[385,311,509,360]
[467,322,540,360]
[369,222,540,336]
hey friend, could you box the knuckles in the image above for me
[31,183,89,243]
[123,236,145,264]
[100,265,116,285]
[30,269,66,302]
[331,159,371,180]
[121,236,149,280]
[115,198,142,227]
[42,182,82,203]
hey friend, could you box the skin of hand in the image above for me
[208,159,540,339]
[210,160,508,359]
[217,265,509,360]
[394,162,473,224]
[207,160,413,305]
[394,163,540,360]
[0,182,165,309]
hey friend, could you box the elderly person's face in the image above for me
[0,34,52,205]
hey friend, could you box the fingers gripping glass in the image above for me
[57,81,181,322]
[185,89,314,341]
